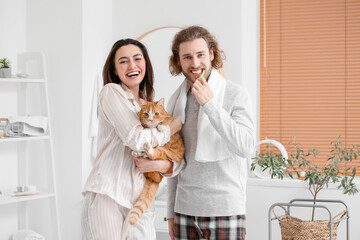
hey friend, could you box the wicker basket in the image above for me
[274,206,347,240]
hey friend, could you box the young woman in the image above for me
[81,39,183,239]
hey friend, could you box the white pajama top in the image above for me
[82,83,184,209]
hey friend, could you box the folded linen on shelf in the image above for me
[5,116,48,136]
[10,229,45,240]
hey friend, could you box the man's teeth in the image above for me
[192,70,202,74]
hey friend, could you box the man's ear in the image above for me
[157,98,165,107]
[210,48,214,61]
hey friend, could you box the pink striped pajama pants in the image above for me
[81,192,156,240]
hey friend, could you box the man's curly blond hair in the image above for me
[169,26,225,75]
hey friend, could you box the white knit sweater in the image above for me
[167,76,255,218]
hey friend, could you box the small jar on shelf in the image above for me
[0,118,26,138]
[0,118,7,138]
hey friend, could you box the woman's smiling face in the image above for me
[114,44,146,91]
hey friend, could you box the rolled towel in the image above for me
[6,116,48,136]
[11,229,45,240]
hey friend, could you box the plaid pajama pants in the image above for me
[174,212,246,240]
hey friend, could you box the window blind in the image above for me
[260,0,360,173]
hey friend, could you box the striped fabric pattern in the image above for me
[174,212,246,240]
[82,192,156,239]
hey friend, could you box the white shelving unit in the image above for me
[0,53,60,239]
[0,78,45,83]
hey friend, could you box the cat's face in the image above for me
[139,98,167,128]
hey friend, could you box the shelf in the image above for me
[0,52,60,239]
[0,191,55,205]
[0,135,50,143]
[0,77,45,83]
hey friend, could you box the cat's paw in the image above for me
[132,151,143,158]
[132,151,148,158]
[143,143,154,157]
[157,124,168,132]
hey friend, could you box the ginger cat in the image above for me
[129,98,184,225]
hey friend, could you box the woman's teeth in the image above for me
[127,71,140,77]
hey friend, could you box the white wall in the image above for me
[0,0,27,71]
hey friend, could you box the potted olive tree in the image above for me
[251,136,359,239]
[252,136,359,217]
[0,58,11,78]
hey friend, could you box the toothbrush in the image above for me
[200,69,205,78]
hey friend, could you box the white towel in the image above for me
[6,116,48,136]
[167,69,231,163]
[11,229,45,240]
[89,74,102,159]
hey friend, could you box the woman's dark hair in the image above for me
[103,38,154,101]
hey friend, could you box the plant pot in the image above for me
[271,202,348,240]
[0,68,11,78]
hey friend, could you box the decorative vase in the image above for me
[0,68,11,78]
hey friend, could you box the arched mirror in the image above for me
[137,27,184,108]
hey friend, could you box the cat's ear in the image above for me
[139,98,146,106]
[157,98,165,107]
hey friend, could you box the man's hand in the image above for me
[191,77,214,106]
[168,218,175,240]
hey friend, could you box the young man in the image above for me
[166,26,255,240]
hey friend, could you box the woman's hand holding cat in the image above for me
[157,124,168,132]
[134,157,173,174]
[169,118,182,136]
[191,77,214,106]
